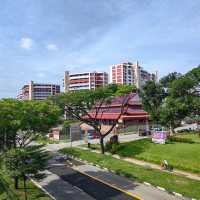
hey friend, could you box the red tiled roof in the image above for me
[85,93,149,121]
[87,112,149,120]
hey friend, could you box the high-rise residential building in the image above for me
[111,61,156,89]
[17,81,60,100]
[64,71,108,92]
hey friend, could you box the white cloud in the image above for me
[37,72,45,78]
[20,37,33,49]
[46,44,58,51]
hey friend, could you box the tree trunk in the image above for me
[169,123,175,135]
[14,176,19,189]
[23,176,27,200]
[100,137,105,154]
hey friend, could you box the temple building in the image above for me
[81,93,149,134]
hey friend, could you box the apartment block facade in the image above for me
[17,81,60,100]
[64,71,108,92]
[111,61,156,89]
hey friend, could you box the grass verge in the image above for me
[0,173,51,200]
[87,133,200,174]
[110,135,200,174]
[59,147,200,199]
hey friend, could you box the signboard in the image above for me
[152,131,167,144]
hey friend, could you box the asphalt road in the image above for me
[47,156,138,200]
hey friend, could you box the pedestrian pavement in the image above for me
[71,160,183,200]
[44,133,147,152]
[120,157,200,182]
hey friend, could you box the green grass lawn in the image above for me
[59,147,200,199]
[87,133,200,174]
[0,173,51,200]
[109,133,200,174]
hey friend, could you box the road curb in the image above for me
[156,186,166,191]
[143,182,151,186]
[172,192,183,197]
[31,179,56,200]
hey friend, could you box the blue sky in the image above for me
[0,0,200,98]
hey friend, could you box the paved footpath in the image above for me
[44,133,147,152]
[121,157,200,181]
[68,158,184,200]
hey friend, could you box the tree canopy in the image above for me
[0,99,61,151]
[140,81,165,124]
[141,66,200,133]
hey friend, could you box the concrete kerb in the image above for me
[172,192,183,197]
[31,178,56,200]
[156,186,166,191]
[143,182,151,186]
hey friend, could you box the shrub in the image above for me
[177,129,191,133]
[168,136,194,143]
[105,139,121,154]
[105,135,119,152]
[110,143,120,154]
[105,141,112,151]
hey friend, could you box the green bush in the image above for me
[168,136,194,143]
[110,143,121,154]
[105,141,121,154]
[177,129,192,133]
[105,141,112,151]
[105,135,119,153]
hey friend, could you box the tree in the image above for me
[160,72,182,88]
[0,99,21,151]
[50,84,135,154]
[140,81,165,125]
[160,97,189,134]
[3,144,49,199]
[0,100,60,151]
[0,99,60,190]
[16,100,61,148]
[160,66,200,133]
